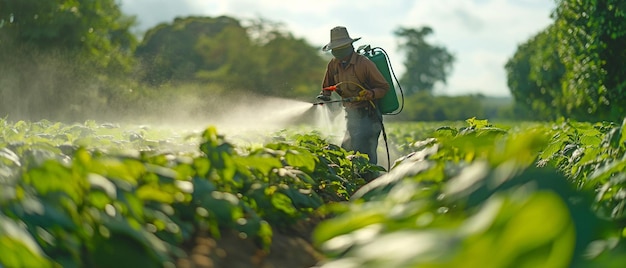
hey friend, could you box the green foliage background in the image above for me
[394,26,455,95]
[506,0,626,122]
[0,0,518,123]
[2,0,625,122]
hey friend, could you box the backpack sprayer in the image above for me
[314,45,405,170]
[313,46,404,112]
[357,45,404,115]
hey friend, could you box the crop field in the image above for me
[1,118,626,267]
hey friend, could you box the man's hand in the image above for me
[316,95,331,102]
[361,90,375,100]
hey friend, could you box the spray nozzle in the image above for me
[323,85,336,91]
[323,83,343,91]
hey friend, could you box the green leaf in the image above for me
[136,184,175,204]
[540,141,564,161]
[201,191,242,225]
[193,158,211,177]
[0,215,53,268]
[270,192,298,216]
[12,197,77,230]
[284,149,317,173]
[90,158,146,186]
[466,117,490,129]
[88,191,112,210]
[313,209,386,246]
[119,192,145,219]
[25,160,84,203]
[492,192,575,268]
[234,155,282,175]
[92,217,168,267]
[283,188,322,209]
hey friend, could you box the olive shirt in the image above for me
[321,52,390,109]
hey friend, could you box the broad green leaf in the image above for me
[0,215,50,266]
[270,192,298,216]
[193,158,211,177]
[24,160,84,203]
[13,198,77,230]
[90,158,146,185]
[92,218,167,267]
[199,191,242,225]
[118,192,145,219]
[88,191,112,210]
[283,188,322,209]
[136,184,175,204]
[540,141,564,161]
[284,149,317,173]
[589,158,626,185]
[234,155,282,175]
[493,192,575,268]
[313,209,386,246]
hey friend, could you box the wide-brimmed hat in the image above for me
[322,26,361,51]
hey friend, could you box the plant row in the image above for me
[313,118,626,267]
[0,119,378,267]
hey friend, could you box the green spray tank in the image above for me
[358,45,405,171]
[357,45,404,115]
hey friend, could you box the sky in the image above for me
[118,0,556,97]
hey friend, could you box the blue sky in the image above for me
[119,0,556,97]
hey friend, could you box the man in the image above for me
[317,26,390,165]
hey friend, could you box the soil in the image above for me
[176,218,326,268]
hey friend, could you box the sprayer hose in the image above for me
[335,81,391,171]
[335,81,377,108]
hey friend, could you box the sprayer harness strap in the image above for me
[329,53,387,94]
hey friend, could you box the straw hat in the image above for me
[322,26,361,51]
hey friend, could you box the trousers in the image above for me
[341,106,382,164]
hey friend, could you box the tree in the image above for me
[394,26,455,95]
[0,0,137,72]
[136,15,326,99]
[0,0,138,121]
[136,16,244,85]
[194,22,262,90]
[248,19,326,98]
[196,20,326,98]
[553,0,626,121]
[505,0,626,122]
[505,25,565,120]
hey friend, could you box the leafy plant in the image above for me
[0,120,373,266]
[2,118,626,267]
[314,118,625,267]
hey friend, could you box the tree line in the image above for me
[0,0,493,123]
[506,0,626,122]
[2,0,621,123]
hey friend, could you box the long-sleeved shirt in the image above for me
[321,52,390,109]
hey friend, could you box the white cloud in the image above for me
[119,0,555,97]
